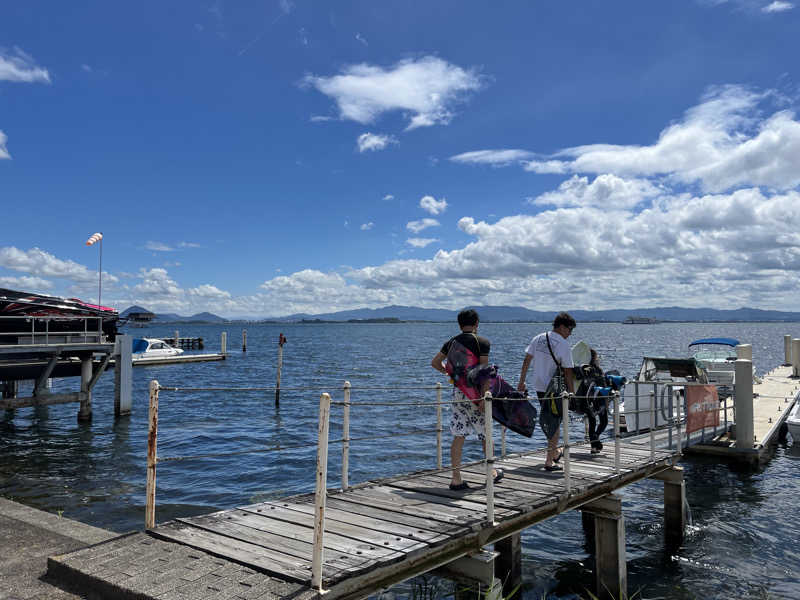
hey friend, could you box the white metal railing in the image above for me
[0,315,105,345]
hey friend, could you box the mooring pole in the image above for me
[242,329,247,352]
[145,380,159,529]
[784,334,792,366]
[311,392,331,592]
[276,333,286,407]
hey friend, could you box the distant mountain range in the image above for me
[120,304,800,323]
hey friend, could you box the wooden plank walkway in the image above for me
[137,440,676,598]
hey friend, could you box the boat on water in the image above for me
[0,287,118,345]
[132,338,184,360]
[622,315,660,324]
[786,402,800,441]
[689,337,759,391]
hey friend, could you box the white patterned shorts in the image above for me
[450,388,486,441]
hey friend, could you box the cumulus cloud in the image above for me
[0,130,8,160]
[303,56,483,130]
[0,48,51,83]
[383,194,394,201]
[406,218,440,233]
[420,195,447,215]
[145,241,175,252]
[518,86,800,193]
[762,1,794,11]
[187,284,231,299]
[531,174,662,209]
[356,132,397,152]
[0,275,53,291]
[0,246,118,285]
[406,238,439,248]
[360,222,374,230]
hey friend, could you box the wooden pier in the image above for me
[49,441,682,600]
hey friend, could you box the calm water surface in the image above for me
[1,322,799,599]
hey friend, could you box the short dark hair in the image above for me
[553,312,576,330]
[457,309,479,328]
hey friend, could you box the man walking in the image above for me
[431,309,502,490]
[517,312,576,470]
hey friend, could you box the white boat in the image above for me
[787,401,800,441]
[621,356,709,432]
[688,337,758,391]
[132,338,184,361]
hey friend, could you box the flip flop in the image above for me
[449,481,469,491]
[544,464,563,472]
[553,449,564,463]
[493,468,504,484]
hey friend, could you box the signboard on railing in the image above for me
[686,385,719,433]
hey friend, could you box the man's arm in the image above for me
[518,353,532,391]
[431,351,447,374]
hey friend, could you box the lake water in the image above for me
[1,321,799,599]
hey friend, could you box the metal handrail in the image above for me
[0,315,104,344]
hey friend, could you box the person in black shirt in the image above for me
[431,309,502,491]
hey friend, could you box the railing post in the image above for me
[145,380,159,529]
[613,391,621,475]
[435,382,443,470]
[312,392,331,592]
[649,390,656,459]
[501,426,507,459]
[483,391,495,524]
[342,381,351,490]
[562,392,571,495]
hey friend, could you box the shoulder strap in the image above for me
[546,333,561,368]
[471,332,481,356]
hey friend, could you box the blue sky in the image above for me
[2,1,800,317]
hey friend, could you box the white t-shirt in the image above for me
[525,330,574,393]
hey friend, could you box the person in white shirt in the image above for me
[517,312,576,470]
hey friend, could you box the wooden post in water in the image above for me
[342,381,351,490]
[311,392,331,592]
[221,331,227,356]
[792,339,800,377]
[78,355,92,422]
[242,329,247,352]
[435,382,442,470]
[275,333,286,407]
[581,493,627,600]
[736,343,752,361]
[494,533,522,599]
[784,334,792,366]
[735,359,754,449]
[145,380,159,529]
[653,466,686,550]
[174,330,179,348]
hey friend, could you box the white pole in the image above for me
[342,381,350,490]
[784,334,792,366]
[483,391,495,524]
[97,236,103,338]
[649,391,656,460]
[311,392,331,592]
[562,392,570,495]
[613,391,621,475]
[793,339,800,378]
[735,359,754,449]
[736,344,752,361]
[435,382,442,470]
[145,380,159,529]
[221,331,227,356]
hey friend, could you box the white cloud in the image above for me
[303,56,483,130]
[450,149,534,166]
[145,241,175,252]
[355,32,368,46]
[310,115,335,122]
[420,195,447,215]
[179,241,201,248]
[0,130,8,160]
[383,194,394,201]
[132,268,183,298]
[531,174,662,209]
[187,284,231,299]
[406,237,438,248]
[0,48,51,83]
[81,64,92,72]
[356,132,397,152]
[360,222,374,230]
[0,275,53,291]
[762,1,794,11]
[0,246,117,285]
[517,86,800,193]
[280,0,294,14]
[406,218,440,233]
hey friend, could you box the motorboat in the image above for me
[132,338,184,360]
[620,356,709,432]
[689,337,759,392]
[787,401,800,441]
[0,287,119,345]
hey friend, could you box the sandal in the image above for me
[449,481,469,491]
[544,464,563,472]
[553,449,564,463]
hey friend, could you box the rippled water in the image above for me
[1,322,799,599]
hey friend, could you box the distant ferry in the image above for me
[622,315,660,324]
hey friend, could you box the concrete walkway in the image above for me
[0,496,115,599]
